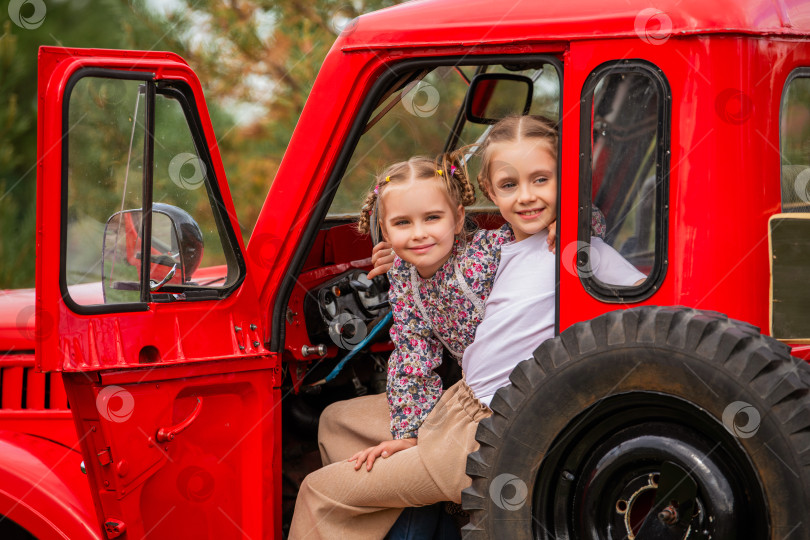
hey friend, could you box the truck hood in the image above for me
[0,283,104,352]
[0,288,36,351]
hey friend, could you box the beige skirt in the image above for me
[289,379,491,540]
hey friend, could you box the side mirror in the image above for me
[465,73,533,124]
[102,203,204,302]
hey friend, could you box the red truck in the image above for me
[1,0,809,538]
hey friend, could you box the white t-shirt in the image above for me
[463,232,646,405]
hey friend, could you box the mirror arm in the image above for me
[150,264,178,292]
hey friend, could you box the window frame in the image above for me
[779,68,810,213]
[60,68,246,315]
[577,59,670,303]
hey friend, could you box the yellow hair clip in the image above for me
[385,176,391,182]
[436,169,443,176]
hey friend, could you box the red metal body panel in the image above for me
[62,363,281,539]
[558,35,809,334]
[0,289,39,351]
[341,0,809,50]
[0,430,99,539]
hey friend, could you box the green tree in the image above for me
[0,21,37,289]
[0,0,197,288]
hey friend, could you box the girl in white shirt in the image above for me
[462,115,644,405]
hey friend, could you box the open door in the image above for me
[36,47,280,539]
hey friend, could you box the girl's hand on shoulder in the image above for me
[546,221,557,253]
[348,437,417,471]
[367,241,395,280]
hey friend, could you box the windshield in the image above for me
[327,61,561,218]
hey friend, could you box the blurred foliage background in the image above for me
[0,0,398,289]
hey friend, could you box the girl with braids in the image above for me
[355,151,504,449]
[290,149,514,540]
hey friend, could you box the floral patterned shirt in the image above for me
[385,208,607,439]
[386,225,511,439]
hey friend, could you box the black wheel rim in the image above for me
[533,392,768,540]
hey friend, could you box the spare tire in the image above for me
[462,307,810,540]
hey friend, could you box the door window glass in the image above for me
[781,75,810,212]
[151,90,236,289]
[580,62,669,299]
[66,77,145,304]
[64,74,242,308]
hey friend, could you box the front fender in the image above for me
[0,430,100,539]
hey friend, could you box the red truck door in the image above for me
[36,47,280,539]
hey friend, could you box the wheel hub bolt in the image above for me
[657,505,678,525]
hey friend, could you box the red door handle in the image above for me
[155,397,203,443]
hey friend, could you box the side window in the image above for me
[579,61,669,300]
[64,72,243,310]
[772,71,810,340]
[781,73,810,212]
[151,89,239,288]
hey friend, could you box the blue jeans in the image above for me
[386,503,461,540]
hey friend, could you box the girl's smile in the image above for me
[516,208,545,218]
[380,180,464,278]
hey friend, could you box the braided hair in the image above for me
[357,149,476,236]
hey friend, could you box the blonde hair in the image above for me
[357,150,476,235]
[476,115,559,200]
